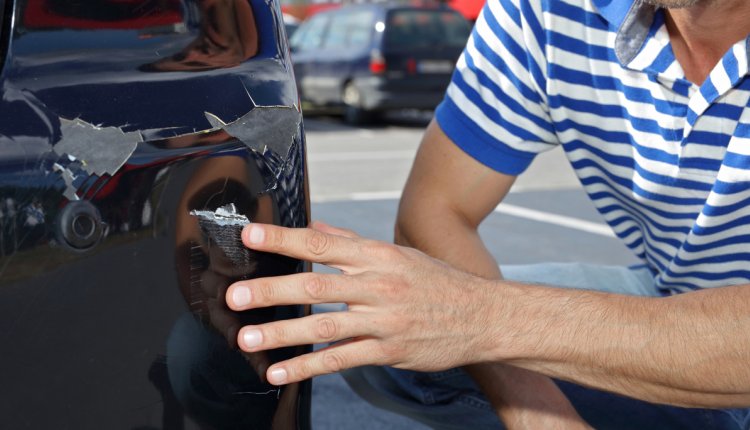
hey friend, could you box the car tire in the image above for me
[342,82,376,125]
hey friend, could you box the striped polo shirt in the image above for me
[435,0,750,293]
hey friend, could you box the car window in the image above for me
[288,20,308,49]
[290,13,329,52]
[324,12,349,49]
[322,9,373,50]
[384,9,471,50]
[346,10,374,48]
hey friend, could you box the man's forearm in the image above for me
[395,205,501,278]
[396,205,590,429]
[485,280,750,408]
[397,200,750,409]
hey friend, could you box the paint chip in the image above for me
[204,97,300,156]
[54,118,141,176]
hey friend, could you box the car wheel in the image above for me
[342,82,375,125]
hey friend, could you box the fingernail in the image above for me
[242,329,263,348]
[248,225,264,244]
[269,368,288,385]
[232,286,251,307]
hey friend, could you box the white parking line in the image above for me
[349,190,404,200]
[493,204,615,238]
[311,190,615,238]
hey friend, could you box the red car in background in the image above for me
[283,0,485,22]
[444,0,484,20]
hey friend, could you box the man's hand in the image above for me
[226,221,497,386]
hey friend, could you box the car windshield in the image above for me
[384,9,470,50]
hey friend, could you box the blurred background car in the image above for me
[288,1,472,124]
[283,11,302,36]
[281,0,484,23]
[0,0,312,428]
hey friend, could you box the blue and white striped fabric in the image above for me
[435,0,750,293]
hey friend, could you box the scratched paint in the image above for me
[191,203,253,271]
[204,98,301,157]
[54,119,142,177]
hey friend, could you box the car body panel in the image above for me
[0,0,312,428]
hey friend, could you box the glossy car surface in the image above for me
[0,0,311,428]
[289,2,471,123]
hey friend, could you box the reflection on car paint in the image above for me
[139,0,260,72]
[171,148,307,429]
[0,0,311,428]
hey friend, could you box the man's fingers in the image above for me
[310,221,359,239]
[263,338,386,385]
[242,223,364,267]
[227,273,371,310]
[236,313,373,353]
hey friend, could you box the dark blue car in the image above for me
[290,2,471,124]
[0,0,311,428]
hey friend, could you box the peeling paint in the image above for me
[191,203,253,270]
[52,163,80,201]
[190,203,249,227]
[204,96,300,157]
[43,98,298,202]
[54,118,142,176]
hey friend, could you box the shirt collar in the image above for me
[591,0,750,79]
[590,0,637,29]
[592,0,656,66]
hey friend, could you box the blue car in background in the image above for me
[290,2,471,124]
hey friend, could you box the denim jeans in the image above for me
[342,263,750,430]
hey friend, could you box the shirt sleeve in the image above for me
[435,0,558,176]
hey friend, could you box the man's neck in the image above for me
[664,0,750,85]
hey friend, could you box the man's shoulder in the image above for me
[493,0,613,35]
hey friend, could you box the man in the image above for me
[225,0,750,428]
